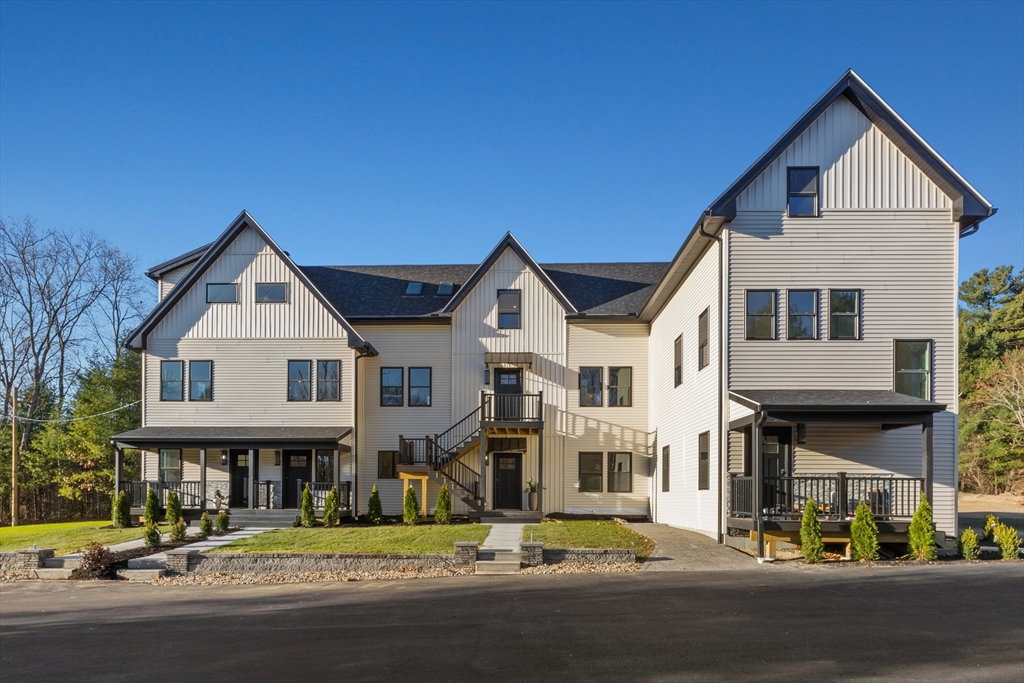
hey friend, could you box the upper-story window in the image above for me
[189,361,212,401]
[829,290,861,339]
[746,291,776,340]
[160,361,184,401]
[895,341,931,400]
[787,290,818,340]
[698,308,710,369]
[497,289,521,329]
[698,432,710,490]
[256,283,287,303]
[579,367,603,407]
[609,367,632,406]
[206,283,237,303]
[409,368,432,407]
[787,167,819,217]
[381,368,403,406]
[673,336,682,387]
[317,361,340,401]
[287,360,311,401]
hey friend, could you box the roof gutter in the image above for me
[959,207,998,239]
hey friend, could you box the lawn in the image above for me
[0,521,150,556]
[522,520,656,559]
[209,523,492,554]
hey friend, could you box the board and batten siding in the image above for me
[648,241,722,538]
[565,323,651,515]
[450,246,567,513]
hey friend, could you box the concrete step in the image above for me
[478,550,521,562]
[127,557,167,569]
[117,568,166,581]
[473,511,542,523]
[475,560,522,575]
[226,510,301,528]
[43,556,81,569]
[32,568,73,580]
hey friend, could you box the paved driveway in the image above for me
[627,522,755,570]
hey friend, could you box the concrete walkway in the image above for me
[626,523,756,571]
[128,527,271,568]
[481,523,526,553]
[55,526,204,562]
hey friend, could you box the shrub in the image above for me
[199,511,213,538]
[143,523,162,548]
[799,497,824,564]
[958,527,981,561]
[983,514,1000,542]
[908,492,937,561]
[993,523,1021,561]
[165,490,182,525]
[216,510,230,533]
[144,487,160,527]
[112,490,132,528]
[76,541,117,580]
[850,499,879,561]
[169,517,188,543]
[367,484,383,524]
[435,484,452,525]
[403,485,420,525]
[322,486,340,527]
[300,483,315,528]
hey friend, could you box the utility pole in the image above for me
[10,388,18,527]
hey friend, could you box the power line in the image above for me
[12,401,140,424]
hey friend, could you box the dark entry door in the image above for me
[762,427,792,512]
[493,453,522,509]
[229,450,250,508]
[282,450,312,509]
[494,369,523,420]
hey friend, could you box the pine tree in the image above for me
[143,523,161,548]
[403,484,420,525]
[199,510,213,538]
[169,516,188,542]
[216,510,230,533]
[958,527,980,560]
[165,490,182,525]
[300,482,315,528]
[993,523,1021,560]
[799,497,824,564]
[908,492,937,561]
[144,487,160,527]
[435,484,452,525]
[850,499,879,561]
[322,486,340,527]
[367,484,383,524]
[112,490,131,528]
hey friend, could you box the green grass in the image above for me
[0,521,150,556]
[522,520,656,559]
[209,523,492,554]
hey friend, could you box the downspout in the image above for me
[353,343,377,519]
[699,217,725,543]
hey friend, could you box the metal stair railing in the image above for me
[426,435,482,504]
[433,407,481,468]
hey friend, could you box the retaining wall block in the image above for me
[453,542,479,567]
[520,542,544,566]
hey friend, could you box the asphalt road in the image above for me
[2,563,1022,683]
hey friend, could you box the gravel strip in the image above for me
[151,566,476,585]
[520,561,640,575]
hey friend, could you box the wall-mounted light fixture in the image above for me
[796,424,807,444]
[220,451,228,466]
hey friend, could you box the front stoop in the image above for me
[117,568,166,581]
[475,550,522,575]
[31,568,73,580]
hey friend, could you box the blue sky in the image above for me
[1,1,1021,283]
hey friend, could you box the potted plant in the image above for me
[525,478,539,512]
[214,489,224,510]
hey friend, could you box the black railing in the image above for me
[482,392,542,422]
[435,407,481,459]
[123,481,203,508]
[426,435,482,501]
[728,473,925,521]
[730,476,754,518]
[311,482,334,509]
[398,437,429,466]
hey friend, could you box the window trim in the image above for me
[787,166,820,218]
[661,445,670,493]
[786,289,819,341]
[698,307,710,370]
[893,339,932,401]
[828,289,861,340]
[380,367,404,407]
[188,360,213,402]
[698,432,710,491]
[287,360,312,402]
[497,289,521,329]
[578,452,603,493]
[255,282,288,304]
[608,366,632,407]
[673,335,682,387]
[160,360,184,402]
[377,451,399,479]
[579,366,603,407]
[317,360,341,402]
[607,452,633,493]
[205,282,238,304]
[745,289,777,340]
[408,367,432,407]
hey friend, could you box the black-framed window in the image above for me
[662,445,670,493]
[159,448,181,483]
[409,367,432,407]
[673,335,682,387]
[698,432,710,490]
[189,361,212,401]
[256,283,287,303]
[579,452,602,492]
[206,283,237,303]
[378,451,398,479]
[317,360,340,401]
[788,290,818,340]
[698,308,710,370]
[287,360,311,401]
[829,290,860,340]
[381,368,403,406]
[160,361,183,401]
[895,340,931,400]
[579,367,603,407]
[787,167,819,217]
[746,290,776,340]
[608,452,632,493]
[609,367,632,406]
[497,289,521,329]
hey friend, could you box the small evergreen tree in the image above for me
[144,487,160,527]
[112,490,132,528]
[799,497,824,564]
[435,484,452,525]
[367,484,383,524]
[322,486,340,527]
[165,490,182,525]
[143,523,162,548]
[908,492,937,561]
[199,510,213,538]
[169,517,188,542]
[300,482,315,528]
[993,523,1021,561]
[958,527,981,561]
[403,484,420,525]
[983,514,1000,542]
[850,499,879,561]
[216,510,230,533]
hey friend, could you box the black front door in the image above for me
[762,427,792,511]
[229,450,250,508]
[282,450,312,509]
[493,453,522,509]
[494,369,523,420]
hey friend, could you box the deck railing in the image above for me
[482,392,542,422]
[728,473,925,521]
[123,480,203,508]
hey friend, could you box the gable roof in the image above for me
[125,211,375,354]
[145,242,213,281]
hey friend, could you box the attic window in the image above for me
[787,167,819,217]
[206,283,237,303]
[436,282,454,297]
[405,282,423,296]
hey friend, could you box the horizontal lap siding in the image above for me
[158,264,194,301]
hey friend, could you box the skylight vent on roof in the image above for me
[405,282,423,296]
[436,282,454,297]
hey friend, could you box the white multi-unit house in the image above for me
[113,70,994,559]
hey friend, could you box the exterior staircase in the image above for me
[399,406,485,512]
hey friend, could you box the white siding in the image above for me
[158,264,194,301]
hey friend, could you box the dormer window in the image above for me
[405,282,423,296]
[787,167,819,217]
[436,282,454,297]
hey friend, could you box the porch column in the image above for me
[114,447,123,503]
[480,390,488,509]
[199,448,207,512]
[922,415,934,504]
[752,410,765,562]
[248,448,256,510]
[537,391,544,514]
[333,448,340,492]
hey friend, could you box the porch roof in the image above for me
[111,426,351,450]
[729,389,945,428]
